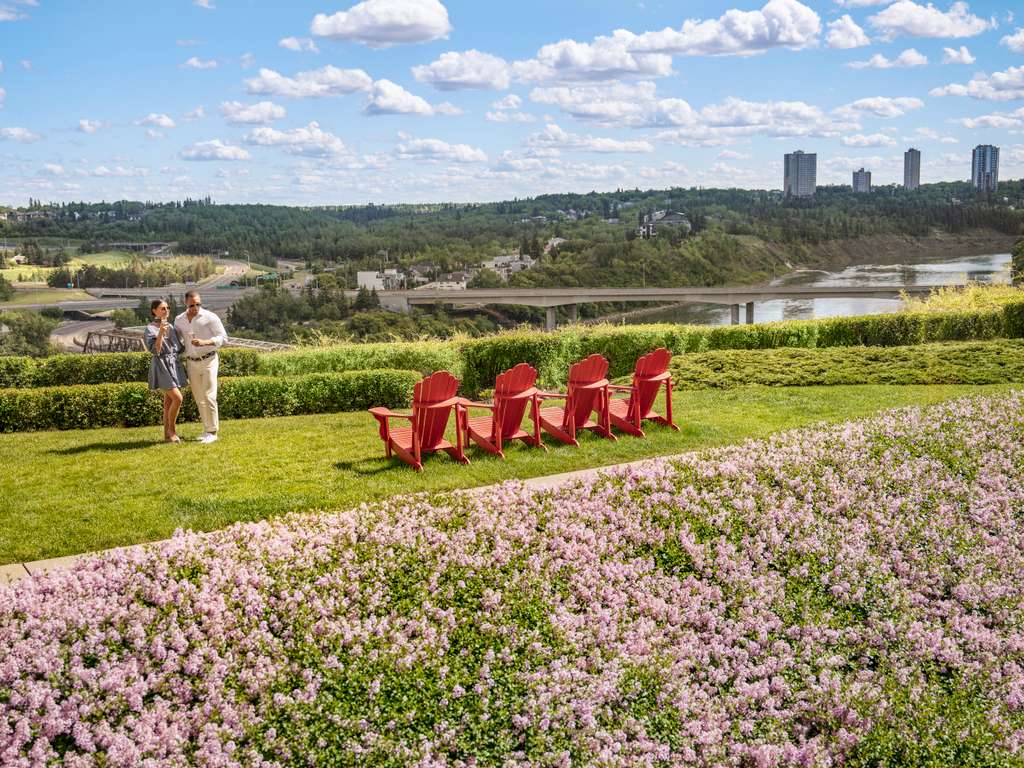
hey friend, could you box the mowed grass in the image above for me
[0,252,134,287]
[0,383,1012,565]
[1,287,94,305]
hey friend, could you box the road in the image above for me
[50,319,113,352]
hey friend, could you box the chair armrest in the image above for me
[502,387,541,401]
[536,391,567,400]
[423,396,466,410]
[606,384,635,392]
[575,378,610,391]
[368,407,413,422]
[461,400,496,411]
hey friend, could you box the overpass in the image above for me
[376,285,942,330]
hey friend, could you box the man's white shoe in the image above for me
[199,433,218,444]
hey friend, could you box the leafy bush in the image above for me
[0,369,420,432]
[669,339,1024,389]
[257,339,461,379]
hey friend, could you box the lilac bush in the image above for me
[3,392,1024,766]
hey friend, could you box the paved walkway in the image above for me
[1,457,662,586]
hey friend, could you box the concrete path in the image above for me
[1,458,660,586]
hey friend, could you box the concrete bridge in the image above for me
[376,285,942,330]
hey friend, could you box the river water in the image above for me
[625,252,1013,326]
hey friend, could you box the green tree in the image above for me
[0,311,58,356]
[110,309,138,328]
[468,268,503,288]
[0,274,13,302]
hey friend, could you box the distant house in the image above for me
[420,271,469,291]
[356,268,404,291]
[637,210,691,239]
[544,237,566,254]
[481,253,535,280]
[406,264,435,286]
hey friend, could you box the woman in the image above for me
[143,299,187,443]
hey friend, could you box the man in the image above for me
[174,290,228,443]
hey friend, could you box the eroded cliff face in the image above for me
[782,228,1018,268]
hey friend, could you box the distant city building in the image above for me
[480,253,535,280]
[972,144,1000,192]
[852,168,872,194]
[637,210,691,239]
[904,148,921,190]
[783,151,817,197]
[356,268,404,291]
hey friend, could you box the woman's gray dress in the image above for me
[143,322,186,391]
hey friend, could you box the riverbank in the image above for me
[786,228,1017,268]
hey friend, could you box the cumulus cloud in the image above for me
[847,48,927,68]
[77,119,103,133]
[717,149,752,160]
[396,136,487,163]
[957,107,1024,129]
[244,121,347,157]
[491,94,522,110]
[0,87,5,108]
[1001,28,1024,53]
[182,56,217,70]
[364,79,457,115]
[868,1,995,41]
[512,37,672,84]
[135,113,176,129]
[181,139,250,161]
[834,96,924,118]
[827,15,871,48]
[525,123,654,153]
[194,0,214,8]
[930,66,1024,100]
[412,50,510,90]
[485,110,536,123]
[310,0,452,47]
[184,106,206,121]
[42,163,65,176]
[279,36,319,53]
[0,127,42,142]
[245,66,373,98]
[942,45,974,63]
[240,52,256,69]
[911,126,958,143]
[616,0,821,56]
[84,165,150,177]
[219,100,286,125]
[841,132,897,147]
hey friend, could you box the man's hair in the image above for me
[185,289,200,300]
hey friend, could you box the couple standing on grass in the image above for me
[143,289,227,444]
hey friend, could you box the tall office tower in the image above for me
[783,150,817,197]
[904,148,921,190]
[852,167,872,193]
[971,144,1000,192]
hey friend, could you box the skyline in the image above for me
[1,0,1023,206]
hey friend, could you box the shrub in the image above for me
[0,356,36,388]
[257,340,460,379]
[0,369,420,432]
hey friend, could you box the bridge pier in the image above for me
[730,304,740,325]
[567,304,578,323]
[745,301,754,324]
[545,307,557,331]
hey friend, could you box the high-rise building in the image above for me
[904,148,921,190]
[972,144,1000,192]
[852,168,872,193]
[784,150,817,197]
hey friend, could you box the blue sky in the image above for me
[1,0,1022,205]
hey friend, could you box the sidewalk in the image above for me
[1,457,662,586]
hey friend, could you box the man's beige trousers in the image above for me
[186,355,219,434]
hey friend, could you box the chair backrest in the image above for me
[412,371,460,449]
[492,363,538,438]
[565,354,609,428]
[628,348,672,415]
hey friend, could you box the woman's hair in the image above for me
[150,299,167,316]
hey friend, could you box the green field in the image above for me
[0,287,93,305]
[1,251,135,286]
[0,383,1010,565]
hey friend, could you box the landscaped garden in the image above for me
[3,390,1024,765]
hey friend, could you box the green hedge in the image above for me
[668,339,1024,389]
[255,340,461,379]
[0,349,261,388]
[0,369,420,432]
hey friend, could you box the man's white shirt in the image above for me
[174,307,228,359]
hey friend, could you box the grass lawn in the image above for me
[0,383,1012,565]
[0,287,94,305]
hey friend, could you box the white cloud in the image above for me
[364,78,456,115]
[135,113,176,129]
[177,38,201,47]
[617,0,821,56]
[868,1,995,41]
[19,59,30,70]
[911,126,958,142]
[0,61,4,73]
[957,107,1024,129]
[181,139,250,161]
[827,14,871,48]
[219,100,286,125]
[836,0,897,6]
[182,56,217,70]
[717,149,751,159]
[525,123,654,153]
[245,66,373,98]
[397,136,487,163]
[279,36,319,53]
[835,96,924,118]
[194,0,214,9]
[145,129,165,140]
[942,45,974,63]
[240,52,256,69]
[310,0,452,47]
[0,127,42,142]
[841,132,897,147]
[491,94,522,110]
[0,87,5,108]
[0,8,27,21]
[84,165,150,177]
[485,110,536,123]
[1001,28,1024,53]
[244,121,347,157]
[930,66,1024,100]
[412,50,510,90]
[42,163,65,176]
[847,47,927,68]
[512,37,672,84]
[184,106,206,121]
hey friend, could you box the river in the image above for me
[624,252,1013,326]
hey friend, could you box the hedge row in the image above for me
[667,339,1024,389]
[254,339,462,379]
[0,369,420,432]
[0,349,261,388]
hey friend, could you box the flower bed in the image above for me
[3,393,1024,766]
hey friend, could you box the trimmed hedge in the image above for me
[0,349,261,388]
[255,340,461,379]
[0,369,420,432]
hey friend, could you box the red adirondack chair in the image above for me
[537,354,614,446]
[368,371,468,471]
[607,347,679,438]
[462,363,544,458]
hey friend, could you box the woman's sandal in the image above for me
[165,436,182,444]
